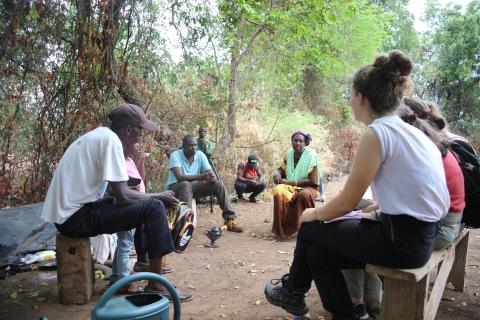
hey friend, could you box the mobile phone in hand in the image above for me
[127,177,142,187]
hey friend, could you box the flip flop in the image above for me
[106,282,145,295]
[144,285,193,302]
[133,262,174,274]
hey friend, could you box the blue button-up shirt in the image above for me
[166,149,212,188]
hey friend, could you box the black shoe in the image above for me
[264,275,309,316]
[249,195,258,203]
[237,194,244,200]
[353,302,369,319]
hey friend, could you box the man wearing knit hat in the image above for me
[41,103,192,301]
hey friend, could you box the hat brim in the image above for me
[140,119,157,132]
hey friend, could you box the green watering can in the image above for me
[92,272,181,320]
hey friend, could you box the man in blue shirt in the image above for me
[167,135,243,233]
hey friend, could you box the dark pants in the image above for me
[169,180,235,219]
[55,199,174,259]
[286,214,438,320]
[234,180,266,198]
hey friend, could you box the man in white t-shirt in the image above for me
[41,103,192,300]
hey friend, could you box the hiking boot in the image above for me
[249,195,258,203]
[264,274,309,316]
[353,302,369,319]
[224,219,243,233]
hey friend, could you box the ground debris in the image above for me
[26,291,40,298]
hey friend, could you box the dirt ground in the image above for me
[1,177,479,320]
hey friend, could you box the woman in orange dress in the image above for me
[272,131,321,238]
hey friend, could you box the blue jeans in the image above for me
[111,229,135,282]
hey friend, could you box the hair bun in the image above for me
[430,115,446,130]
[373,50,413,83]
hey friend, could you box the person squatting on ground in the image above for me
[41,103,192,301]
[264,50,450,320]
[271,131,322,239]
[166,134,243,233]
[234,154,266,203]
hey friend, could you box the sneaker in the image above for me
[353,302,369,319]
[264,274,309,316]
[249,195,258,203]
[224,219,243,233]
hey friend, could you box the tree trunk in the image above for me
[303,66,322,111]
[212,52,238,158]
[212,21,264,158]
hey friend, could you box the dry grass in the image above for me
[213,109,362,194]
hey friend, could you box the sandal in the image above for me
[106,281,144,295]
[133,262,174,274]
[144,285,193,302]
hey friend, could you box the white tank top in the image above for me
[368,116,450,222]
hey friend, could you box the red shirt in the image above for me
[242,160,258,178]
[443,151,465,213]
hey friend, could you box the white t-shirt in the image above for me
[41,127,128,224]
[369,116,450,222]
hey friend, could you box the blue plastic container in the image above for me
[91,272,180,320]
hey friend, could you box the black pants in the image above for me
[55,199,174,259]
[234,180,266,198]
[287,214,438,320]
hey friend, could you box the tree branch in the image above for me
[237,23,265,64]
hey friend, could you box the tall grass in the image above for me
[213,104,362,194]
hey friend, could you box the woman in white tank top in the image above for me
[264,51,450,319]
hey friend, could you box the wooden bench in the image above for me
[365,228,470,320]
[56,233,95,304]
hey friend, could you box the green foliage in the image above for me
[421,0,480,134]
[377,0,420,55]
[8,0,480,206]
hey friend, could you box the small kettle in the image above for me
[204,226,222,248]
